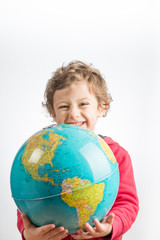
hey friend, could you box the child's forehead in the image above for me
[53,80,96,101]
[55,80,94,95]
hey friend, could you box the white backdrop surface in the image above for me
[0,1,160,239]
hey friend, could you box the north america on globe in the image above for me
[22,129,66,186]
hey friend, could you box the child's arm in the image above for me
[17,210,68,240]
[107,144,139,239]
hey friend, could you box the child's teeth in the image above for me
[69,122,84,126]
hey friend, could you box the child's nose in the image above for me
[68,106,80,119]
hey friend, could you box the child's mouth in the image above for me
[67,121,86,127]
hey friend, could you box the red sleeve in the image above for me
[17,209,25,240]
[104,137,139,239]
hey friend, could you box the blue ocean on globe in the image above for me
[10,124,119,234]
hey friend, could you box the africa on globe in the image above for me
[10,124,119,234]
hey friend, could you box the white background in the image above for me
[0,0,160,239]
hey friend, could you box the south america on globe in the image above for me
[10,124,119,234]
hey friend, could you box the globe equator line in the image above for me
[93,164,119,184]
[11,165,119,202]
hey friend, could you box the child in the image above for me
[17,61,139,240]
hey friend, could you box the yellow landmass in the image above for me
[61,177,105,228]
[98,136,116,163]
[22,129,65,186]
[89,133,116,164]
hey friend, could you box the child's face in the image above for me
[52,80,105,131]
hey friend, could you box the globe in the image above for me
[10,124,119,234]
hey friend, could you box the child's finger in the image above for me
[46,227,68,240]
[40,223,55,234]
[105,213,115,224]
[93,219,103,232]
[84,223,95,235]
[45,226,64,238]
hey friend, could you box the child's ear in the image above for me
[50,110,56,121]
[98,103,108,117]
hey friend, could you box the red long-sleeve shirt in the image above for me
[17,136,139,240]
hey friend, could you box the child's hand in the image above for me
[22,214,68,240]
[71,213,114,239]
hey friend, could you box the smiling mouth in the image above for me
[67,121,86,126]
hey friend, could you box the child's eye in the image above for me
[80,102,89,106]
[58,105,69,109]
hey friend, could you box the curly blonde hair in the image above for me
[42,61,112,117]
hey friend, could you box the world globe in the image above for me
[10,124,119,234]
